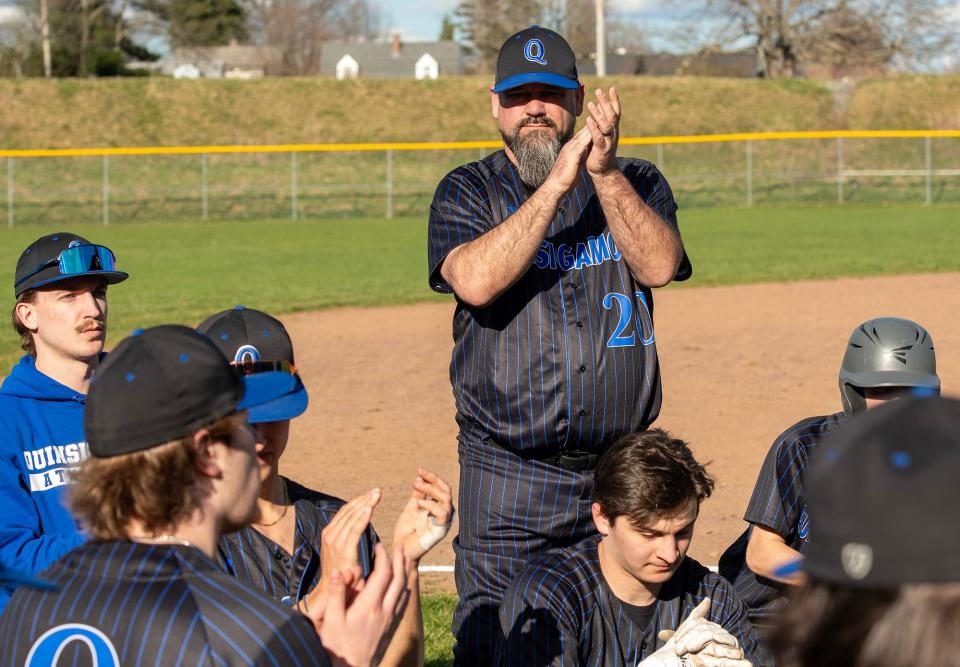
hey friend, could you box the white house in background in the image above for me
[320,35,465,80]
[414,53,439,80]
[163,43,282,79]
[173,63,201,79]
[336,54,360,80]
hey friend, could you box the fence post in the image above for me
[6,157,12,228]
[201,154,209,220]
[290,151,298,221]
[102,155,110,226]
[656,143,664,169]
[386,149,394,220]
[924,136,932,206]
[836,137,845,204]
[745,140,753,207]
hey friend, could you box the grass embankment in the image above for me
[0,76,835,149]
[2,204,958,370]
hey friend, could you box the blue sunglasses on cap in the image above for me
[15,244,119,289]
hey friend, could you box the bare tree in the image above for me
[0,4,34,76]
[39,0,51,75]
[242,0,379,75]
[454,0,544,71]
[692,0,958,77]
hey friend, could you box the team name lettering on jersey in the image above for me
[533,232,622,272]
[22,442,89,491]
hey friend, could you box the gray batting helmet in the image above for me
[839,317,939,415]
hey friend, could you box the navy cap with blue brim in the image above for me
[0,565,57,592]
[197,306,309,424]
[773,396,960,587]
[85,325,297,458]
[492,25,580,94]
[245,377,309,424]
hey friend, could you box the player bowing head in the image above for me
[499,429,768,666]
[0,325,412,667]
[198,306,455,667]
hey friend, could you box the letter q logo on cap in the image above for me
[524,38,546,65]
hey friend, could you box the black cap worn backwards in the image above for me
[197,306,308,424]
[785,397,960,587]
[85,325,296,457]
[14,232,128,297]
[492,25,580,94]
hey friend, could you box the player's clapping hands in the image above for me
[317,488,382,593]
[392,468,455,561]
[308,543,412,667]
[584,87,621,177]
[640,599,753,667]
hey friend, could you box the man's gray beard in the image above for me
[503,123,570,189]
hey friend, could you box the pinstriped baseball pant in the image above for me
[452,427,597,666]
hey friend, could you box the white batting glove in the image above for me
[637,599,753,667]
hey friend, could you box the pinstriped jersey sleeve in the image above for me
[743,418,821,538]
[428,166,496,293]
[498,557,585,666]
[702,576,769,666]
[620,159,691,282]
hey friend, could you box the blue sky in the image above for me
[379,0,690,48]
[379,0,459,41]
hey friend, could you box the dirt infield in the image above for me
[280,272,960,591]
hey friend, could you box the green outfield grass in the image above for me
[2,203,958,371]
[423,593,458,666]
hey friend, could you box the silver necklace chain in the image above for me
[129,534,196,549]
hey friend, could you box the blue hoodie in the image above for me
[0,356,88,613]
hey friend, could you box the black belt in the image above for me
[526,449,599,473]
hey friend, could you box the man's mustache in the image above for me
[517,117,557,130]
[76,318,105,334]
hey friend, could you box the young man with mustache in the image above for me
[427,25,692,665]
[0,232,128,613]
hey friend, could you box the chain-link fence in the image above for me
[3,131,959,226]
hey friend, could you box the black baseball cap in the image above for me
[85,325,297,457]
[197,307,308,424]
[492,25,580,93]
[14,232,128,297]
[775,397,960,587]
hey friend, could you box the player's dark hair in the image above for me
[769,580,960,667]
[593,429,713,529]
[70,413,245,540]
[11,290,37,357]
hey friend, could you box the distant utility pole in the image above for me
[40,0,52,77]
[595,0,606,77]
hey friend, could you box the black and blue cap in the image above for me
[14,232,128,297]
[85,325,297,457]
[774,396,960,587]
[197,307,308,424]
[492,25,580,94]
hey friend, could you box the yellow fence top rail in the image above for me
[1,130,959,158]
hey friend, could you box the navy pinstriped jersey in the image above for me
[719,412,846,622]
[428,151,691,454]
[219,477,378,606]
[499,536,768,666]
[0,540,329,666]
